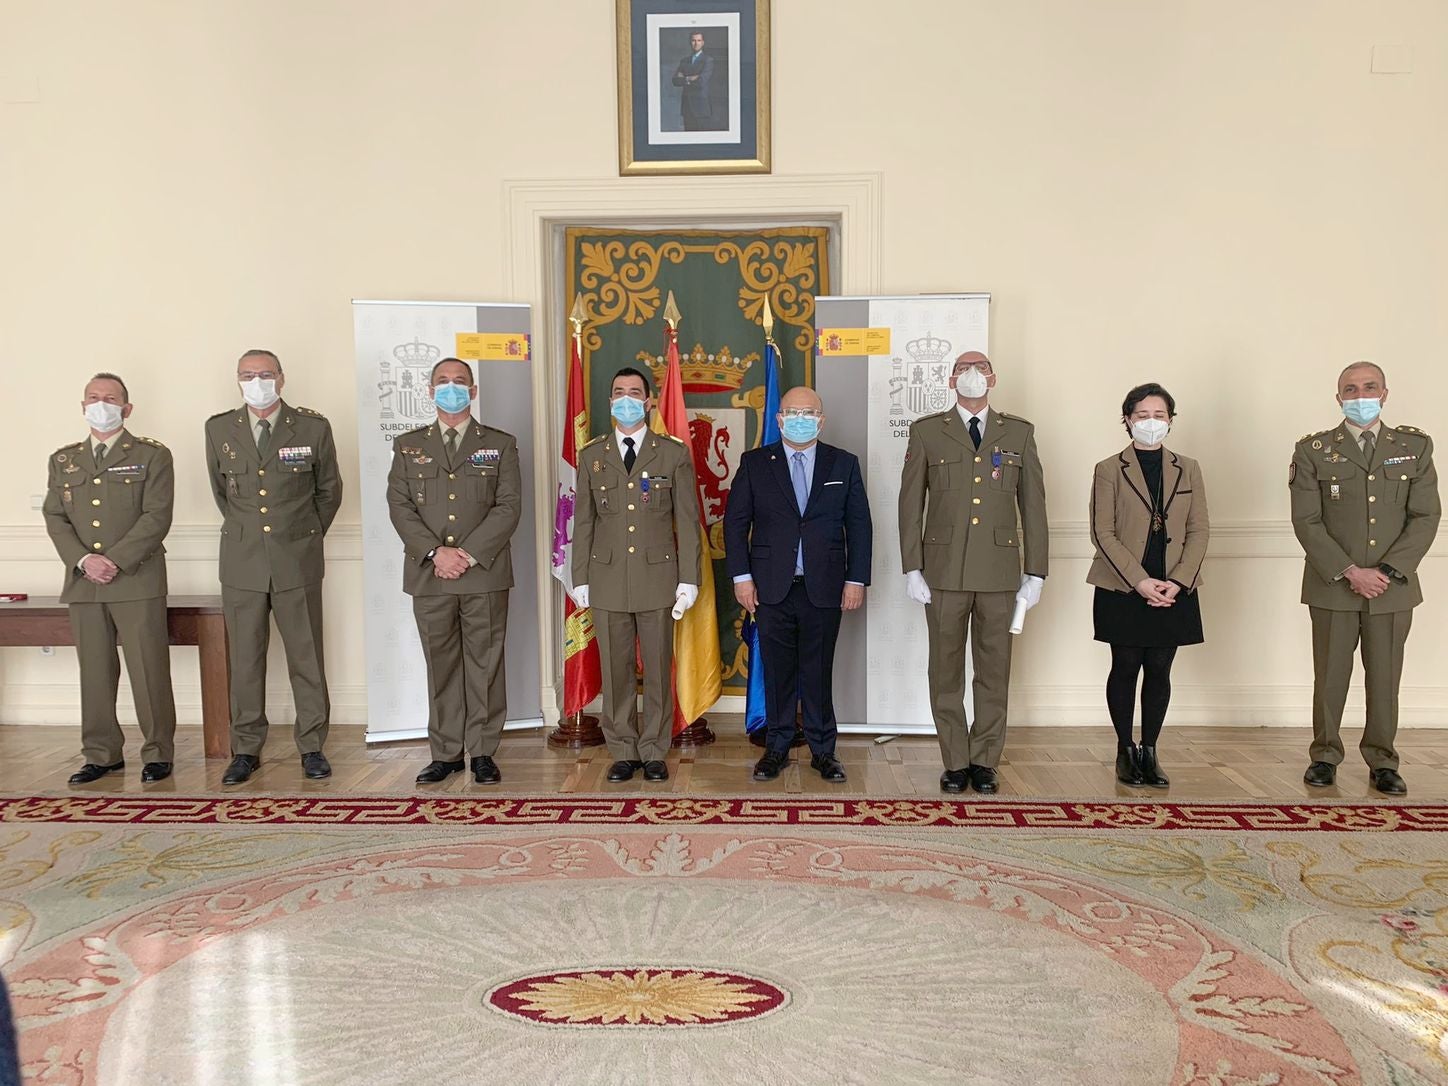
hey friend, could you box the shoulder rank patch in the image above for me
[1396,424,1426,435]
[580,433,608,449]
[52,441,84,457]
[135,435,166,448]
[294,405,324,418]
[663,433,685,444]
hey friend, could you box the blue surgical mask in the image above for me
[781,415,821,444]
[1341,397,1383,427]
[610,396,646,426]
[433,383,472,414]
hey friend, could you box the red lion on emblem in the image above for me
[688,415,732,524]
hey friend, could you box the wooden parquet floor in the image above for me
[4,720,1448,800]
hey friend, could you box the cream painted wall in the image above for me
[2,1,1444,732]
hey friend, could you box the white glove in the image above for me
[1016,574,1044,611]
[672,583,699,620]
[905,570,932,606]
[571,584,590,608]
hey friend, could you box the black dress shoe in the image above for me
[1370,767,1407,796]
[642,759,669,782]
[606,760,639,782]
[301,752,331,780]
[222,755,260,785]
[1303,761,1337,787]
[968,765,999,794]
[939,769,969,794]
[472,756,501,785]
[68,760,124,785]
[141,762,173,783]
[752,751,789,781]
[415,759,464,784]
[1115,744,1143,785]
[810,753,847,782]
[1137,745,1170,788]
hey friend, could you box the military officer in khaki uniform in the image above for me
[387,358,522,786]
[205,349,343,784]
[570,367,702,783]
[44,373,177,784]
[1291,361,1440,795]
[899,351,1049,794]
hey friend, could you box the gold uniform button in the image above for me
[92,542,103,550]
[1368,496,1376,503]
[262,525,272,533]
[1369,539,1377,546]
[259,506,268,513]
[1369,517,1376,524]
[448,493,456,500]
[628,503,635,511]
[91,498,101,506]
[449,473,456,480]
[628,525,636,532]
[939,458,946,464]
[446,536,455,544]
[258,488,267,496]
[970,516,980,525]
[257,469,265,476]
[972,497,981,505]
[92,478,101,485]
[974,456,982,463]
[1368,474,1375,481]
[627,482,635,489]
[974,476,982,484]
[1402,474,1409,480]
[91,519,101,528]
[417,473,424,479]
[448,514,456,521]
[628,545,636,554]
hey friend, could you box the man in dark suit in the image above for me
[725,386,872,782]
[672,30,716,131]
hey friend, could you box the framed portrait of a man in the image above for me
[616,0,770,175]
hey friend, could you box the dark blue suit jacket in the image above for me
[724,441,872,608]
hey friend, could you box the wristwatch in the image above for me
[424,547,438,563]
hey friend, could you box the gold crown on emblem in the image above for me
[637,343,758,392]
[393,339,442,365]
[905,333,951,364]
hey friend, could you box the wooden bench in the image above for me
[0,595,231,759]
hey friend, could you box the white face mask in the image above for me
[1130,418,1170,447]
[955,368,989,399]
[239,377,279,410]
[84,400,124,433]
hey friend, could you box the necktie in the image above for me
[623,436,636,473]
[445,427,458,460]
[1361,429,1375,461]
[94,442,107,466]
[968,416,982,449]
[792,451,809,575]
[256,418,270,456]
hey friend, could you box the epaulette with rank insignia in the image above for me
[997,411,1034,427]
[135,435,166,448]
[580,433,608,449]
[294,405,325,418]
[662,433,685,444]
[1396,424,1427,436]
[52,440,84,456]
[207,409,234,421]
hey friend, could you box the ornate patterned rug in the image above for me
[2,797,1446,1085]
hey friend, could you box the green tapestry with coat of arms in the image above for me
[567,226,831,696]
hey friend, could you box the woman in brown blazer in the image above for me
[1088,383,1209,787]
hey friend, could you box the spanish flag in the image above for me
[652,322,723,728]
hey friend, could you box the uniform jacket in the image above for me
[1087,446,1209,592]
[1290,422,1440,613]
[723,440,872,608]
[204,401,343,592]
[386,420,521,595]
[43,429,172,603]
[572,427,703,613]
[898,407,1049,592]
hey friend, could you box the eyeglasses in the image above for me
[953,363,993,376]
[239,371,280,381]
[780,409,822,419]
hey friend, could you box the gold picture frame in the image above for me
[616,0,771,176]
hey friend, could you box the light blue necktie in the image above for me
[792,451,809,575]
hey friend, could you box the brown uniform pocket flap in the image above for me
[589,546,612,563]
[994,526,1019,547]
[647,546,676,564]
[925,526,953,545]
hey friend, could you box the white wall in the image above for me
[2,0,1444,728]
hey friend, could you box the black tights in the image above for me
[1107,645,1178,747]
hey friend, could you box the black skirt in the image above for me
[1093,585,1204,648]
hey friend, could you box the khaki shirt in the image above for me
[1290,422,1440,613]
[43,429,173,602]
[898,407,1049,592]
[204,401,343,592]
[386,420,521,595]
[572,428,702,612]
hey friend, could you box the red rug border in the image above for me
[1,794,1445,830]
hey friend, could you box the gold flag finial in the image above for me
[569,294,586,338]
[663,290,681,329]
[761,295,775,339]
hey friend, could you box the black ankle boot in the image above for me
[1115,744,1143,785]
[1138,745,1170,787]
